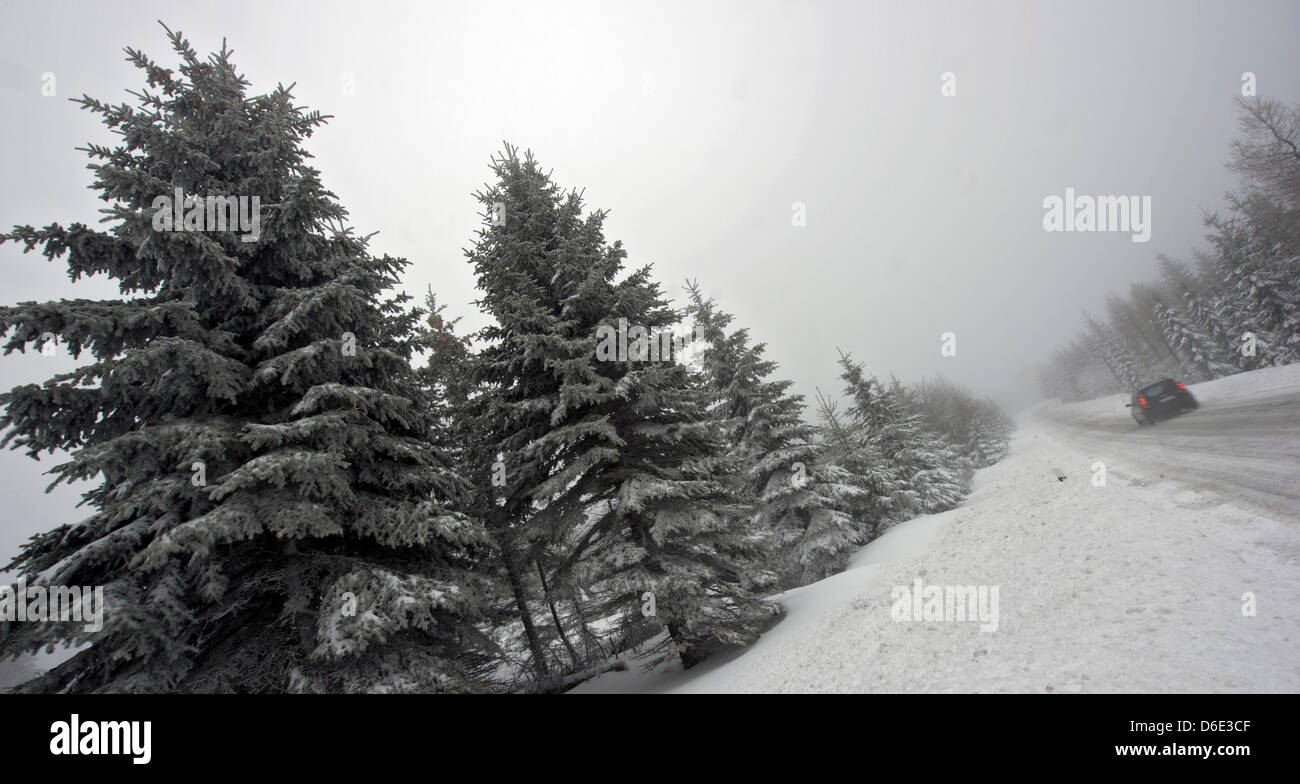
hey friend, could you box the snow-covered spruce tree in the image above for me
[577,354,781,669]
[683,282,862,587]
[1105,293,1167,373]
[776,458,865,586]
[1152,300,1235,381]
[808,388,883,553]
[812,384,896,542]
[456,147,595,681]
[461,147,778,674]
[833,358,915,529]
[831,353,966,534]
[0,28,493,693]
[1156,255,1204,302]
[1204,208,1299,367]
[1083,313,1143,390]
[912,376,1013,469]
[1131,283,1196,377]
[1183,288,1243,376]
[1196,238,1264,371]
[879,376,969,514]
[965,404,1014,467]
[417,288,477,457]
[1230,262,1300,364]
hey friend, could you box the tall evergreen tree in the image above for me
[0,28,493,693]
[912,376,1014,469]
[1106,294,1165,371]
[1232,264,1300,364]
[457,147,621,680]
[1083,312,1143,390]
[460,148,778,673]
[1127,283,1187,375]
[1183,288,1242,376]
[1156,255,1203,299]
[1196,237,1264,371]
[1206,209,1299,366]
[879,377,969,515]
[683,282,863,586]
[1152,300,1233,381]
[833,353,966,532]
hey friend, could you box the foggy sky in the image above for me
[2,0,1298,570]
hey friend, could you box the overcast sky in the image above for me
[2,0,1299,570]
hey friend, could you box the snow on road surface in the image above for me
[574,365,1300,693]
[1044,364,1300,520]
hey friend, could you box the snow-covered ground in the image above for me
[574,365,1300,693]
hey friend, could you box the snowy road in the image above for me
[1037,372,1300,520]
[574,365,1300,693]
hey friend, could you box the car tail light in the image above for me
[1138,396,1147,406]
[1176,382,1187,390]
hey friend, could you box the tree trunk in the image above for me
[535,555,581,667]
[570,597,607,660]
[666,621,705,669]
[501,543,550,680]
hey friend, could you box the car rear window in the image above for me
[1142,382,1169,396]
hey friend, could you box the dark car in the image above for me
[1127,378,1198,425]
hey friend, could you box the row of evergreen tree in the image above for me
[1039,97,1300,401]
[0,29,1011,693]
